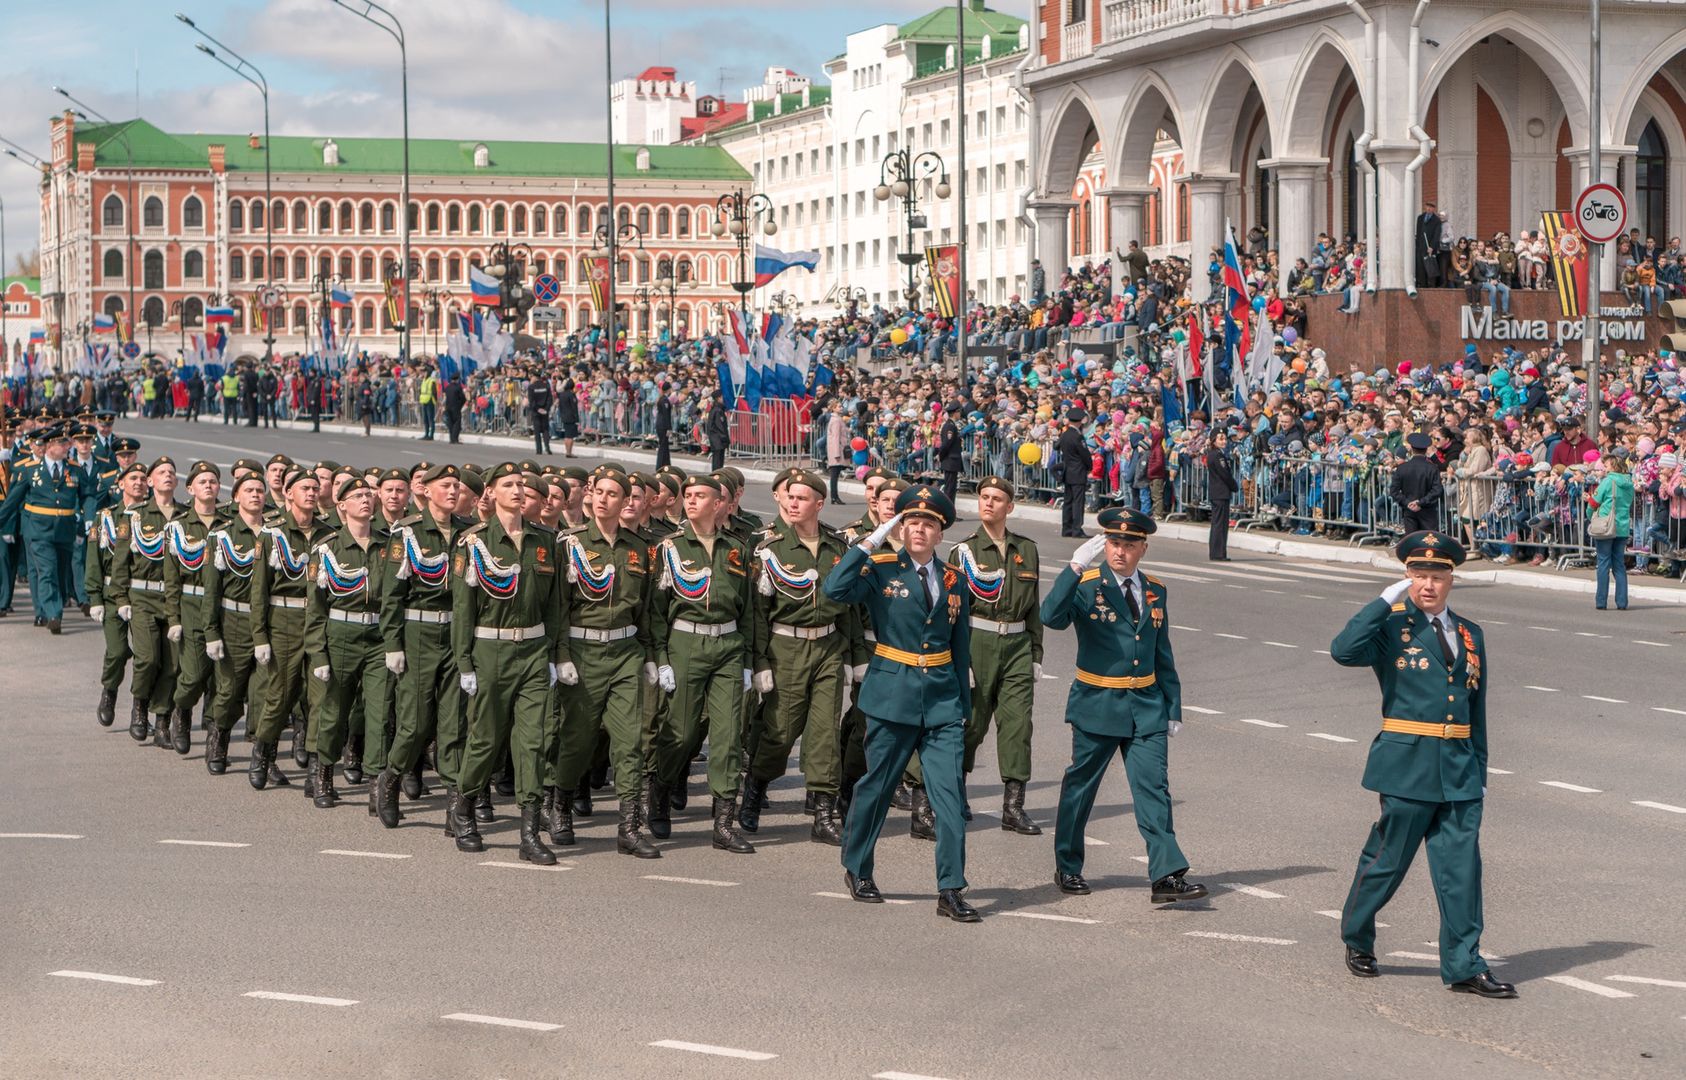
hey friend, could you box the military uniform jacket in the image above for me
[1041,566,1181,738]
[1330,596,1488,803]
[251,513,338,649]
[203,516,265,643]
[751,521,867,673]
[650,522,757,668]
[85,502,142,608]
[305,526,391,653]
[0,457,83,545]
[380,507,471,654]
[450,516,564,671]
[823,545,971,730]
[110,500,184,605]
[554,520,654,666]
[950,529,1044,665]
[1390,455,1444,511]
[164,510,223,629]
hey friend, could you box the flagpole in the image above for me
[954,0,968,390]
[602,0,619,356]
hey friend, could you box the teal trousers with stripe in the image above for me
[1053,726,1187,883]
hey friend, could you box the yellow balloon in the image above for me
[1017,442,1042,466]
[889,327,909,346]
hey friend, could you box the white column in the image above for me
[1371,143,1416,291]
[1029,198,1078,277]
[1101,184,1158,281]
[1186,173,1237,273]
[1260,159,1326,270]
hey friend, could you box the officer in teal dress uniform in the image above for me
[0,422,83,632]
[822,484,980,922]
[1042,507,1208,903]
[1332,529,1517,998]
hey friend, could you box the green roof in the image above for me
[896,3,1024,43]
[746,86,832,124]
[912,38,1026,79]
[72,120,749,181]
[1,276,41,294]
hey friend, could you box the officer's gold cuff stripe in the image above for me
[873,644,953,669]
[1382,718,1472,739]
[1075,669,1157,689]
[25,505,76,517]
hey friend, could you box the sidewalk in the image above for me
[312,418,1686,607]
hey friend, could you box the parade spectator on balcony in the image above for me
[1517,231,1548,289]
[1474,243,1511,314]
[1415,202,1444,287]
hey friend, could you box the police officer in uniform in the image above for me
[1391,432,1444,534]
[528,370,554,455]
[1331,530,1516,999]
[1042,507,1207,903]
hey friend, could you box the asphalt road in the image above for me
[2,416,1682,1079]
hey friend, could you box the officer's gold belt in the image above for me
[1075,669,1157,690]
[25,504,75,517]
[1382,718,1472,739]
[874,643,952,669]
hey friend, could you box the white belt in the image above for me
[772,622,835,640]
[268,596,307,609]
[329,609,381,626]
[673,618,738,638]
[221,599,252,614]
[182,584,206,597]
[568,625,637,643]
[130,579,165,593]
[476,623,546,642]
[970,617,1026,635]
[404,608,451,624]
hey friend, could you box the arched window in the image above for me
[250,199,265,230]
[230,253,245,280]
[494,205,508,234]
[469,205,483,233]
[184,297,203,326]
[677,207,691,237]
[618,256,631,283]
[513,205,527,234]
[360,202,375,232]
[229,199,243,231]
[142,296,165,329]
[555,258,568,282]
[656,208,671,237]
[359,254,375,281]
[577,205,592,235]
[103,295,125,318]
[427,204,441,233]
[618,205,631,230]
[339,201,354,233]
[676,256,692,284]
[448,255,462,282]
[1342,135,1360,242]
[183,196,204,229]
[1637,119,1668,241]
[143,250,165,289]
[408,202,419,231]
[637,207,651,235]
[447,205,462,233]
[338,254,353,279]
[250,251,265,279]
[103,194,125,228]
[103,249,124,281]
[293,302,309,331]
[552,205,566,235]
[380,203,395,232]
[360,304,375,331]
[293,254,307,281]
[143,196,164,228]
[272,199,286,229]
[318,201,332,232]
[637,256,651,283]
[293,200,308,232]
[1176,182,1190,244]
[533,206,547,234]
[184,250,205,279]
[318,254,331,279]
[426,255,441,281]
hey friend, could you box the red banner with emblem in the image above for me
[586,256,611,313]
[1540,210,1590,320]
[924,244,961,320]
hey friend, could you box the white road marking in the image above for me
[1223,584,1248,590]
[1184,931,1297,946]
[478,860,572,872]
[1525,686,1560,693]
[1301,594,1325,600]
[1136,567,1216,584]
[1262,641,1298,649]
[1261,589,1285,595]
[1488,620,1509,625]
[1574,632,1611,639]
[1387,951,1441,961]
[1633,801,1686,815]
[998,911,1101,925]
[1486,768,1513,775]
[1220,883,1285,899]
[1528,626,1560,632]
[1654,707,1686,717]
[1183,706,1223,715]
[49,970,160,986]
[320,849,410,860]
[1607,975,1686,989]
[1083,836,1109,847]
[1307,733,1357,743]
[1172,624,1202,632]
[0,833,85,840]
[1214,632,1247,640]
[1582,695,1627,704]
[642,875,738,887]
[874,1072,957,1080]
[812,891,916,906]
[243,991,359,1006]
[1544,976,1635,999]
[442,1013,562,1032]
[1130,856,1150,863]
[1314,649,1332,655]
[1315,910,1385,927]
[158,839,251,848]
[1631,640,1671,647]
[1540,781,1603,793]
[650,1040,777,1061]
[1238,718,1287,728]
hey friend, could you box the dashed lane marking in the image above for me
[1632,640,1671,647]
[1528,626,1560,632]
[1545,976,1635,999]
[1488,620,1509,625]
[1582,695,1627,704]
[159,839,250,848]
[1083,836,1110,846]
[997,911,1101,925]
[1525,686,1559,693]
[1130,856,1150,863]
[1314,649,1331,655]
[1223,584,1248,591]
[49,970,159,986]
[1220,883,1285,899]
[1238,719,1287,728]
[1262,589,1285,595]
[1172,624,1202,632]
[1387,951,1441,961]
[320,849,411,860]
[1307,733,1357,743]
[1633,801,1686,815]
[1214,632,1247,640]
[1607,976,1686,989]
[1486,768,1514,775]
[875,1073,958,1080]
[1183,706,1223,715]
[479,860,573,872]
[1185,931,1297,946]
[642,875,738,887]
[649,1040,777,1061]
[243,991,359,1007]
[1301,594,1326,600]
[0,833,85,840]
[1316,911,1386,926]
[1263,641,1299,649]
[1574,632,1612,639]
[1540,781,1603,794]
[812,891,917,906]
[1654,707,1686,717]
[442,1013,562,1032]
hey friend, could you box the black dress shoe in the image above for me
[890,781,913,811]
[572,781,593,818]
[1056,871,1091,895]
[1344,947,1379,978]
[47,618,61,635]
[1150,872,1209,904]
[844,870,883,903]
[1448,971,1518,999]
[936,889,981,923]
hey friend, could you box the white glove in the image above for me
[548,662,561,688]
[89,605,105,622]
[841,663,855,689]
[460,671,478,696]
[742,668,754,692]
[754,669,775,694]
[860,512,903,550]
[850,663,868,683]
[1381,579,1412,604]
[643,662,658,686]
[385,651,406,675]
[658,664,676,693]
[1481,785,1487,798]
[969,669,976,689]
[0,534,11,543]
[1069,534,1107,573]
[205,639,226,662]
[312,664,331,682]
[1033,662,1046,681]
[254,643,273,665]
[1168,719,1183,738]
[167,624,183,643]
[117,605,132,622]
[558,661,580,686]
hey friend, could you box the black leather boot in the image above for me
[616,797,659,858]
[248,740,271,790]
[152,711,172,749]
[342,740,364,786]
[129,698,150,741]
[172,706,192,754]
[543,787,575,847]
[97,687,117,727]
[1000,779,1043,835]
[290,712,310,768]
[303,754,319,800]
[909,786,936,841]
[206,725,229,775]
[738,777,765,833]
[810,793,842,846]
[474,790,494,824]
[519,804,558,865]
[312,760,338,809]
[646,776,671,840]
[266,757,290,786]
[891,780,913,811]
[712,797,755,854]
[402,758,427,800]
[374,766,403,829]
[668,776,688,812]
[442,787,458,838]
[571,780,593,818]
[589,760,610,791]
[452,790,484,853]
[805,790,817,815]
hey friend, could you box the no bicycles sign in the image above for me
[1574,183,1627,244]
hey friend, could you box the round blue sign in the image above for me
[532,273,562,304]
[122,342,141,359]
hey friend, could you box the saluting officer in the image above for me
[163,461,224,755]
[111,457,183,744]
[203,473,270,777]
[1331,530,1516,999]
[1042,507,1207,904]
[822,485,979,923]
[87,461,148,726]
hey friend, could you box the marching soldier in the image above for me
[1331,530,1515,999]
[163,461,224,754]
[0,423,82,633]
[203,473,270,777]
[87,461,148,726]
[1041,507,1207,904]
[0,413,20,617]
[822,485,979,922]
[111,457,183,744]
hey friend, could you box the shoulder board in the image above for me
[1143,573,1164,587]
[458,523,488,545]
[870,552,900,564]
[1080,568,1102,583]
[529,522,557,536]
[560,525,587,537]
[394,513,425,528]
[818,521,843,539]
[1389,602,1406,613]
[659,526,686,542]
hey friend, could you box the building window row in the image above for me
[222,197,707,240]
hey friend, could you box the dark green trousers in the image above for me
[904,630,1036,786]
[173,595,217,712]
[23,534,72,622]
[99,606,133,693]
[843,716,968,891]
[458,638,549,808]
[252,608,307,744]
[1342,795,1487,984]
[556,640,643,801]
[1054,726,1187,883]
[390,621,462,787]
[208,610,264,734]
[128,595,178,714]
[749,634,846,795]
[655,629,747,800]
[313,623,390,769]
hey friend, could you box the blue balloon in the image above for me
[1252,295,1267,312]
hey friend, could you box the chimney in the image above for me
[248,133,261,150]
[208,144,226,173]
[77,142,95,172]
[635,146,651,172]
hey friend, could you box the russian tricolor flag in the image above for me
[469,265,500,306]
[92,313,116,333]
[205,306,235,326]
[1221,223,1251,370]
[753,244,820,288]
[329,288,353,309]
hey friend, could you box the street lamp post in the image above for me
[169,298,196,357]
[874,149,950,310]
[176,12,273,366]
[3,137,67,374]
[420,286,446,356]
[329,0,410,365]
[54,89,136,340]
[593,223,642,349]
[1,194,8,368]
[710,188,775,326]
[656,257,689,341]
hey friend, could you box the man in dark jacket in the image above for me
[442,373,466,444]
[1205,428,1239,561]
[1415,203,1444,287]
[937,402,963,504]
[1391,432,1444,533]
[527,370,554,455]
[1057,408,1093,538]
[705,392,731,470]
[655,386,674,470]
[241,365,259,426]
[258,366,279,428]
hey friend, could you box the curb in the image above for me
[307,419,1686,606]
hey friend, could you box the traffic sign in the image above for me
[1574,183,1627,244]
[257,285,284,308]
[122,342,140,359]
[532,273,562,304]
[530,307,565,326]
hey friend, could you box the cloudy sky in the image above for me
[1,0,1023,267]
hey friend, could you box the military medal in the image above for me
[1396,657,1408,670]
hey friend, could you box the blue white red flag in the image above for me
[753,244,820,288]
[469,266,500,305]
[205,306,235,326]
